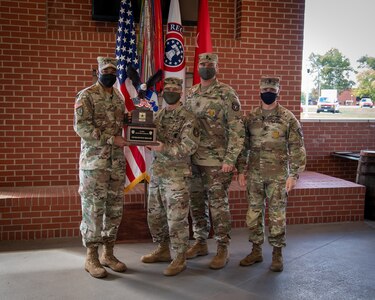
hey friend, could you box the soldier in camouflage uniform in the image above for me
[237,76,306,272]
[140,77,200,276]
[184,53,245,269]
[74,57,128,278]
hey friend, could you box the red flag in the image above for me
[193,0,213,85]
[115,0,149,192]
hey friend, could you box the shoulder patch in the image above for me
[76,106,83,116]
[232,102,240,111]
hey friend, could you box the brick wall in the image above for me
[1,0,374,188]
[0,172,365,241]
[0,0,306,187]
[302,120,375,182]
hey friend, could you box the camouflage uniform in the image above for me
[73,58,125,248]
[237,102,306,248]
[185,54,245,245]
[148,104,200,254]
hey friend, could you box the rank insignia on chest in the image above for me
[193,127,200,137]
[208,109,216,117]
[272,130,280,139]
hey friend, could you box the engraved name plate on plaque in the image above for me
[124,107,158,146]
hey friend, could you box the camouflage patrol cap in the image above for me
[97,56,117,71]
[260,76,280,91]
[199,53,218,64]
[164,77,183,89]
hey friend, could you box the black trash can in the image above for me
[356,150,375,220]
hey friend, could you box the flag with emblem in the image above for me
[115,0,149,192]
[193,0,213,85]
[164,0,186,95]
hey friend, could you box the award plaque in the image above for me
[123,65,163,146]
[124,107,158,146]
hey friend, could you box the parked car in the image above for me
[308,99,317,105]
[359,98,373,108]
[316,97,340,113]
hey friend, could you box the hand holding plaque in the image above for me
[124,66,162,146]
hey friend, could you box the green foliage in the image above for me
[355,56,375,101]
[354,69,375,100]
[308,87,319,101]
[357,56,375,70]
[308,48,355,94]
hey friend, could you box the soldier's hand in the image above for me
[147,142,164,152]
[221,163,234,173]
[238,173,246,186]
[114,136,127,148]
[124,112,132,124]
[286,176,297,193]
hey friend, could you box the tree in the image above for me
[308,48,355,94]
[309,87,319,101]
[355,56,375,100]
[354,70,375,100]
[357,55,375,70]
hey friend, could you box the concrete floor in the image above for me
[1,222,375,300]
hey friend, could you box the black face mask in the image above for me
[198,67,216,80]
[260,92,278,105]
[163,92,181,105]
[99,74,117,88]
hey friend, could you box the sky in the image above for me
[302,0,375,92]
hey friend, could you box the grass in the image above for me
[301,106,375,120]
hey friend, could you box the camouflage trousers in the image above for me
[79,168,125,247]
[246,175,287,248]
[147,174,190,253]
[189,165,233,245]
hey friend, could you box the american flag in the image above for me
[115,0,149,191]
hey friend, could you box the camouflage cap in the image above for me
[97,56,117,71]
[260,76,280,91]
[199,53,218,64]
[164,77,183,88]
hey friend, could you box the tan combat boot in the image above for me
[141,242,172,263]
[270,247,283,272]
[209,244,229,269]
[186,240,208,259]
[85,246,108,278]
[239,243,263,266]
[100,242,127,272]
[163,252,187,276]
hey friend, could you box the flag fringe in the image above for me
[124,172,150,193]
